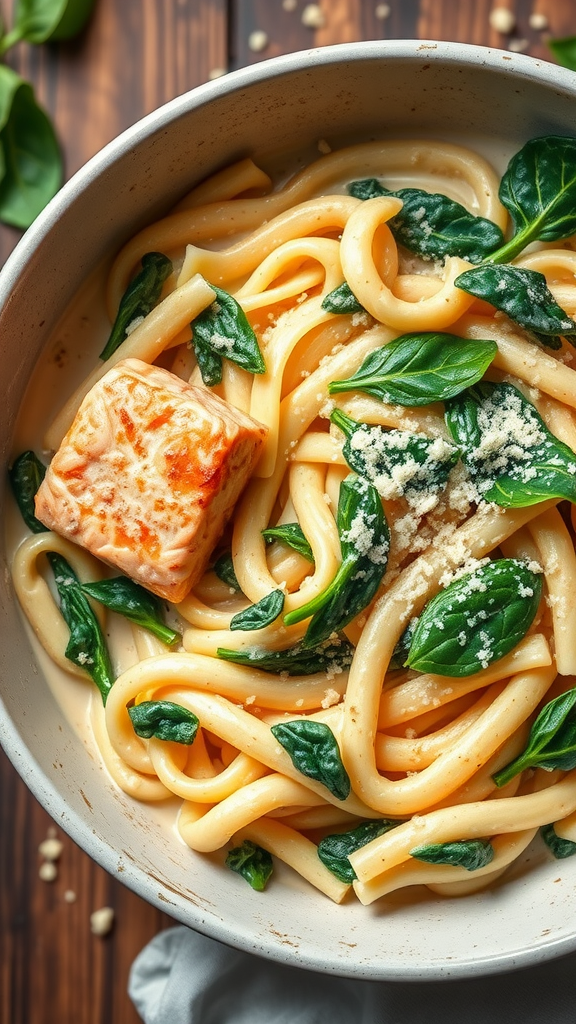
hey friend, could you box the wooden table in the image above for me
[1,1,575,1021]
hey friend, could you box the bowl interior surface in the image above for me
[2,40,576,980]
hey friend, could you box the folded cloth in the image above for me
[129,925,576,1024]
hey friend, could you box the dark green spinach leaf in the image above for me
[283,475,389,649]
[321,282,365,315]
[191,285,265,385]
[271,719,350,800]
[225,840,273,891]
[547,37,576,72]
[128,700,199,744]
[9,449,48,533]
[262,523,314,563]
[493,687,576,786]
[328,333,497,406]
[541,823,576,859]
[229,589,285,631]
[455,264,576,340]
[80,576,181,646]
[213,552,242,592]
[406,558,542,677]
[410,839,494,871]
[317,819,401,882]
[9,0,95,44]
[100,252,173,360]
[216,635,354,676]
[445,381,576,507]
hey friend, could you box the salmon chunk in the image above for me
[35,358,267,603]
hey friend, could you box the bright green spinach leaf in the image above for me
[328,333,497,406]
[321,282,365,315]
[191,285,265,385]
[348,178,504,263]
[271,719,350,800]
[317,819,401,882]
[100,252,173,360]
[225,840,273,891]
[410,839,494,871]
[80,576,181,646]
[128,700,199,744]
[9,449,48,533]
[445,381,576,507]
[331,409,458,500]
[262,523,314,563]
[541,823,576,859]
[283,475,389,649]
[7,0,95,46]
[229,589,285,631]
[216,635,354,676]
[493,687,576,787]
[406,559,542,677]
[455,264,576,341]
[547,37,576,71]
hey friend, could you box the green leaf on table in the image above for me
[229,589,285,631]
[547,37,576,72]
[216,635,354,676]
[100,252,173,360]
[541,823,576,859]
[493,687,576,787]
[0,67,61,229]
[9,449,48,533]
[317,819,401,883]
[348,178,504,263]
[321,282,365,315]
[49,552,115,703]
[331,408,458,501]
[225,840,273,891]
[445,381,576,507]
[128,700,199,744]
[10,0,95,45]
[212,552,242,592]
[262,523,314,563]
[455,264,576,340]
[191,285,265,386]
[406,558,542,678]
[410,839,494,871]
[328,333,497,406]
[80,576,181,646]
[271,719,350,800]
[283,475,389,649]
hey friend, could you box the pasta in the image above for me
[10,134,576,907]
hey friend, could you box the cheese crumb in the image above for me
[245,695,256,705]
[90,907,115,937]
[321,688,341,709]
[489,7,516,33]
[317,138,332,154]
[248,30,269,52]
[302,3,325,27]
[39,861,58,882]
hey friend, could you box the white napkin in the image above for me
[129,926,576,1024]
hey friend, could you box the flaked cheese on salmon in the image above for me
[35,358,267,603]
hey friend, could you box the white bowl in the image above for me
[2,40,576,981]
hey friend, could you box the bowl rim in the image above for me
[3,38,576,982]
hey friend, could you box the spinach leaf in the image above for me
[389,620,417,670]
[493,687,576,787]
[128,700,199,744]
[229,589,285,631]
[410,839,494,871]
[49,552,114,703]
[541,823,576,859]
[317,819,401,882]
[191,285,266,385]
[330,409,458,500]
[262,523,314,563]
[445,381,576,507]
[270,719,350,800]
[328,333,497,406]
[213,552,242,592]
[283,475,389,649]
[455,264,576,340]
[493,136,576,263]
[406,558,542,677]
[216,635,354,676]
[9,0,95,45]
[321,282,365,315]
[548,37,576,72]
[348,178,504,263]
[9,449,48,533]
[225,840,273,891]
[80,576,181,646]
[100,252,173,361]
[0,68,61,229]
